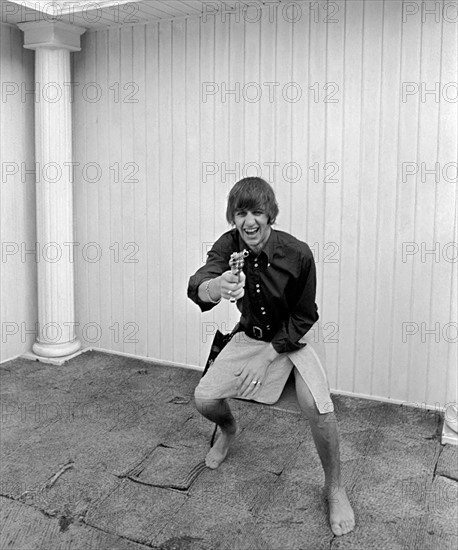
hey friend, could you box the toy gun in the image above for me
[228,249,249,303]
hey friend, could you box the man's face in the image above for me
[233,208,271,253]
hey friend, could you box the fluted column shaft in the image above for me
[18,21,86,358]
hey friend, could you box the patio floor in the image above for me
[0,350,457,550]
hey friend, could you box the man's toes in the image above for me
[343,519,355,534]
[205,450,223,469]
[205,453,215,468]
[331,519,355,536]
[331,523,343,536]
[337,520,354,536]
[205,457,218,469]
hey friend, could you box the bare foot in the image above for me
[205,426,240,469]
[326,485,355,536]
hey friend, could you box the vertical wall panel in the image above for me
[85,31,101,352]
[93,29,111,353]
[429,10,457,408]
[145,22,161,360]
[274,13,293,235]
[71,1,457,409]
[0,24,36,362]
[290,9,309,241]
[184,16,202,365]
[73,33,86,350]
[132,25,148,357]
[323,1,345,385]
[109,28,124,354]
[307,1,328,315]
[120,26,137,356]
[337,0,363,392]
[411,6,442,404]
[212,17,233,336]
[354,1,383,395]
[390,2,422,402]
[172,19,188,363]
[157,21,174,361]
[373,0,402,400]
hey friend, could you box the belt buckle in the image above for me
[252,326,263,339]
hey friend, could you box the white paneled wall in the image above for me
[0,23,36,362]
[71,1,457,408]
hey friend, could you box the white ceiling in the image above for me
[1,0,284,30]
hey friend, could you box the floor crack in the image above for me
[182,415,195,425]
[0,492,80,525]
[437,473,458,484]
[432,444,444,480]
[81,518,159,549]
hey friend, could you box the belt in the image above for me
[243,324,274,341]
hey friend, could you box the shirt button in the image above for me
[254,263,258,268]
[256,284,260,288]
[261,307,265,310]
[256,289,260,293]
[262,311,266,315]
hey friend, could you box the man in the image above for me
[187,177,355,536]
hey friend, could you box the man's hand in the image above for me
[198,271,246,303]
[235,343,279,398]
[218,270,246,301]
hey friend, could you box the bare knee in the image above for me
[194,392,227,416]
[194,383,218,407]
[194,392,218,415]
[294,368,335,426]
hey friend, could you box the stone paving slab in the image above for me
[84,480,190,547]
[0,496,152,550]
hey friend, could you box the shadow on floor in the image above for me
[0,350,457,550]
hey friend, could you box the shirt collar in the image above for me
[235,226,278,263]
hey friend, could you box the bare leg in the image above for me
[294,369,355,536]
[194,396,239,469]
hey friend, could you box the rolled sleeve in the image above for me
[270,250,319,354]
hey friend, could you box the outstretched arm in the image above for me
[188,233,246,311]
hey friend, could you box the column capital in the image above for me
[17,21,86,52]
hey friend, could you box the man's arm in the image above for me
[197,277,222,303]
[187,235,245,311]
[188,244,228,312]
[197,273,245,304]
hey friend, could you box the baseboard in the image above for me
[86,346,204,373]
[0,353,22,365]
[329,388,448,413]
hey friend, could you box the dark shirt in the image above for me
[187,228,319,354]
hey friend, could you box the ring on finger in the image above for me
[252,380,258,385]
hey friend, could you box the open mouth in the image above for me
[244,227,259,237]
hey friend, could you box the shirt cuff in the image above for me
[271,333,306,354]
[187,276,218,312]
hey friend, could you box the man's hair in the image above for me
[226,177,279,225]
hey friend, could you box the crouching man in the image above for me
[187,177,355,536]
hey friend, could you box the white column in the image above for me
[18,21,86,359]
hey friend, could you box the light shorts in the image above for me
[195,324,334,414]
